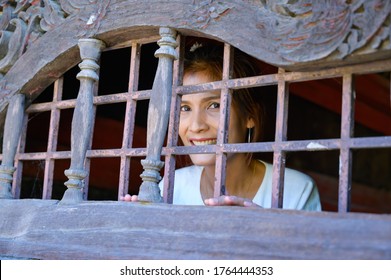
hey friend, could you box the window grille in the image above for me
[4,34,391,214]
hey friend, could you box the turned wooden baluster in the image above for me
[0,93,25,199]
[60,38,105,204]
[138,27,178,202]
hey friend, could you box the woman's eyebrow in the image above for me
[198,94,221,103]
[180,94,221,104]
[202,95,220,101]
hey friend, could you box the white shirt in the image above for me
[159,161,321,211]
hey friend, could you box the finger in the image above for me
[204,197,219,206]
[222,195,252,206]
[243,200,259,207]
[205,195,261,207]
[205,196,243,206]
[222,195,241,205]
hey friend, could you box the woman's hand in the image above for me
[119,194,139,202]
[204,195,261,208]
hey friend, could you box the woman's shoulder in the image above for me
[261,160,314,185]
[259,160,320,211]
[285,167,315,185]
[159,165,202,191]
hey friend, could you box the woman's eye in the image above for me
[180,105,191,112]
[208,102,220,110]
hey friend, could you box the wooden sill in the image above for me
[0,199,390,259]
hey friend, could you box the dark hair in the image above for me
[184,42,265,143]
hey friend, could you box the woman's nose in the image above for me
[188,110,208,132]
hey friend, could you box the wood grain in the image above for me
[0,199,390,259]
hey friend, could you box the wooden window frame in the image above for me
[1,1,391,259]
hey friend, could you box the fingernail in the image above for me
[244,201,252,207]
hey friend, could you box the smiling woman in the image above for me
[122,41,321,211]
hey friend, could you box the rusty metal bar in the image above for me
[26,90,153,113]
[284,59,391,81]
[338,74,355,213]
[163,35,183,204]
[118,43,140,199]
[11,134,391,163]
[164,136,391,154]
[213,43,233,197]
[25,60,391,114]
[42,77,63,199]
[14,148,146,161]
[174,58,391,95]
[271,68,289,208]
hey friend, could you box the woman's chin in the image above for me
[189,154,216,167]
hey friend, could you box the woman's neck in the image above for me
[200,155,265,201]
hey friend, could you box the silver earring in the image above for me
[247,128,253,143]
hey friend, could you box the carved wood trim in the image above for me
[0,0,389,77]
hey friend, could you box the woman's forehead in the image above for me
[183,70,216,85]
[181,90,220,103]
[182,70,220,102]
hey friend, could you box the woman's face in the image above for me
[179,70,250,166]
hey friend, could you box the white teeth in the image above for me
[192,140,217,146]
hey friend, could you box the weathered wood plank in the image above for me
[0,199,390,259]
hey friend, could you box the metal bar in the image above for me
[11,134,391,163]
[118,43,140,199]
[14,148,148,161]
[12,133,391,163]
[25,59,391,114]
[271,68,289,208]
[24,58,391,115]
[174,58,391,94]
[26,90,153,113]
[284,59,391,82]
[338,74,355,213]
[42,77,63,199]
[213,43,233,197]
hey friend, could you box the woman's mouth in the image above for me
[190,139,217,146]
